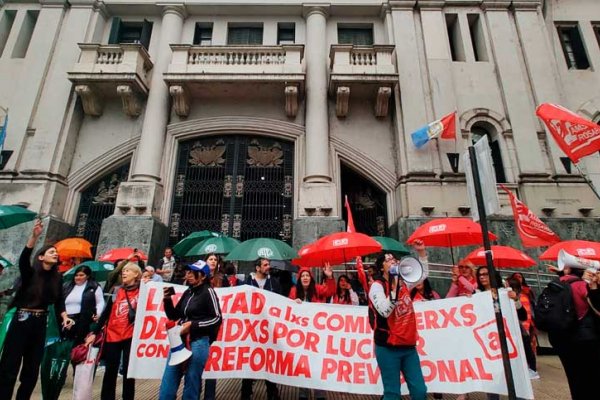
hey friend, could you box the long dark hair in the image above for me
[295,270,316,302]
[410,278,436,300]
[509,272,530,288]
[336,274,351,303]
[33,245,62,301]
[476,266,502,292]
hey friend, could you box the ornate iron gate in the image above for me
[341,165,388,236]
[74,164,130,250]
[169,136,294,246]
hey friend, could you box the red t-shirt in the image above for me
[106,287,139,342]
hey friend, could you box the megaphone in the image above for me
[389,256,424,284]
[166,321,193,366]
[557,249,600,272]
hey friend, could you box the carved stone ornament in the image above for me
[169,85,190,117]
[92,173,122,204]
[75,84,103,116]
[247,140,284,167]
[189,139,226,166]
[285,85,298,118]
[336,86,350,118]
[375,86,392,118]
[117,84,142,117]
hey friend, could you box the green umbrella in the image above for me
[173,230,220,256]
[63,260,115,282]
[225,238,298,261]
[186,236,241,257]
[0,256,13,268]
[0,205,37,229]
[371,236,411,256]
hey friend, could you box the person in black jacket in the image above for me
[0,220,74,400]
[242,258,281,400]
[159,260,222,400]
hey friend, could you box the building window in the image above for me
[194,23,213,45]
[556,24,590,70]
[12,10,38,59]
[0,10,16,58]
[471,123,507,183]
[108,17,153,50]
[593,24,600,49]
[227,25,263,45]
[468,14,488,62]
[446,14,465,62]
[277,23,295,45]
[337,25,374,45]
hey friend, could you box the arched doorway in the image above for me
[341,164,388,236]
[74,163,130,250]
[169,135,294,246]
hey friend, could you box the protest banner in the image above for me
[129,283,533,398]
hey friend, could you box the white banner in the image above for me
[129,283,533,398]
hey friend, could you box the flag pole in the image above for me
[468,146,517,399]
[574,163,600,201]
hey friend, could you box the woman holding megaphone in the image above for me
[159,260,222,400]
[368,239,429,400]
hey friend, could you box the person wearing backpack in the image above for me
[536,266,600,400]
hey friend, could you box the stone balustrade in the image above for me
[68,44,153,117]
[168,44,304,74]
[329,44,396,75]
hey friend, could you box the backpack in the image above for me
[534,277,579,334]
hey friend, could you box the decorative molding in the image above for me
[39,0,68,8]
[302,4,330,18]
[375,86,392,118]
[459,108,512,138]
[417,1,445,10]
[284,85,299,118]
[117,85,142,117]
[481,0,512,11]
[169,85,190,118]
[388,1,416,11]
[511,1,542,11]
[159,3,187,18]
[74,85,103,116]
[577,97,600,122]
[168,116,305,141]
[336,86,350,118]
[330,136,396,192]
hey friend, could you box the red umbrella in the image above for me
[407,218,497,247]
[539,240,600,261]
[293,232,382,267]
[463,245,536,268]
[98,247,148,262]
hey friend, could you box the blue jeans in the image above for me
[159,336,210,400]
[374,344,427,400]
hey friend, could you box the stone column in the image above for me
[303,5,330,183]
[131,4,185,182]
[482,0,548,179]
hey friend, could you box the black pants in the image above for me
[522,334,537,371]
[241,379,280,400]
[549,335,600,400]
[0,311,47,400]
[101,338,135,400]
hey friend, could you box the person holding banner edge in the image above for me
[368,239,429,400]
[159,260,222,400]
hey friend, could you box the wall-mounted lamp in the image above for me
[541,207,556,217]
[458,206,471,216]
[560,157,572,174]
[447,153,460,173]
[421,206,435,216]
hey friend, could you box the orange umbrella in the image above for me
[55,238,93,260]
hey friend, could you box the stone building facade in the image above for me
[0,0,599,273]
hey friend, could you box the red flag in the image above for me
[500,185,560,248]
[345,195,356,233]
[536,103,600,163]
[440,111,456,140]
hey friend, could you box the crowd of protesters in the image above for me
[1,222,600,400]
